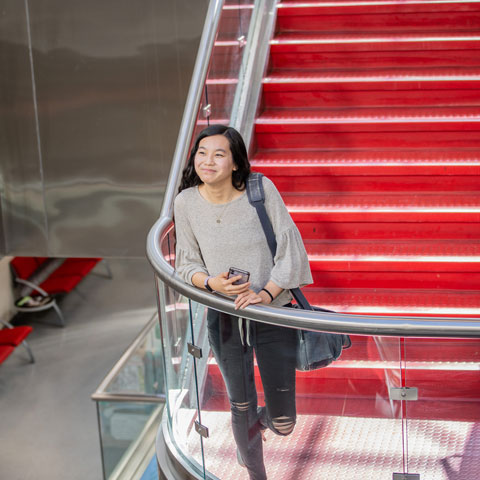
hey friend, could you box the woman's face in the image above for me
[194,134,236,189]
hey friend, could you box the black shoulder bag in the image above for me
[246,172,350,371]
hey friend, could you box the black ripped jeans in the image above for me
[207,309,297,480]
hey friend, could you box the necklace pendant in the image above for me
[216,219,221,224]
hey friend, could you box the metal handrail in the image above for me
[146,0,480,339]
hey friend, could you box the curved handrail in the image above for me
[147,218,480,338]
[146,0,480,339]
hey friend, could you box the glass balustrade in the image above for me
[194,1,253,139]
[400,337,480,479]
[92,314,165,480]
[154,223,480,480]
[154,269,480,480]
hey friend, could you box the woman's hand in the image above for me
[209,272,251,296]
[235,289,272,310]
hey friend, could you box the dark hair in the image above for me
[178,125,251,193]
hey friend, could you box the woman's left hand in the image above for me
[235,289,266,310]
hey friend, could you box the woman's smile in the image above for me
[194,134,236,188]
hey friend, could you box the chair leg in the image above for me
[22,340,35,363]
[103,260,113,279]
[52,301,65,327]
[72,287,87,301]
[91,259,113,279]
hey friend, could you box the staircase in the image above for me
[245,0,480,420]
[195,2,480,477]
[254,0,480,313]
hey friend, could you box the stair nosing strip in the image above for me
[271,35,480,45]
[277,0,480,8]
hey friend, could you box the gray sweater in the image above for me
[174,176,313,307]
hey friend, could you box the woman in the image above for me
[174,125,312,480]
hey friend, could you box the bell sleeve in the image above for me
[263,178,313,290]
[174,193,208,285]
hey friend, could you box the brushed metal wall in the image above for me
[0,0,208,257]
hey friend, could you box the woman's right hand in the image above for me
[208,272,251,296]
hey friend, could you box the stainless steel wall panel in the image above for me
[0,0,49,255]
[0,195,5,255]
[0,0,207,257]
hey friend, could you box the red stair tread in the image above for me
[283,193,480,222]
[305,287,480,316]
[203,393,480,422]
[278,0,480,11]
[340,336,480,363]
[279,0,480,4]
[263,67,480,89]
[265,67,480,81]
[276,1,480,34]
[256,105,480,128]
[251,149,480,176]
[303,242,480,277]
[208,360,480,401]
[283,192,480,210]
[304,240,480,266]
[272,31,480,45]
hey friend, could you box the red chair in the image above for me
[0,321,35,364]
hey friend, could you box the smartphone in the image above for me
[228,267,250,285]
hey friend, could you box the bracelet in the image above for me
[261,288,274,303]
[204,276,214,293]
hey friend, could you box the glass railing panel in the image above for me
[96,400,162,480]
[275,333,406,479]
[155,260,205,476]
[189,297,407,479]
[402,336,480,480]
[202,2,253,126]
[104,325,165,398]
[158,224,211,477]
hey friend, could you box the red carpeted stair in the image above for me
[205,0,480,424]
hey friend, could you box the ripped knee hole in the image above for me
[231,401,250,412]
[272,416,295,436]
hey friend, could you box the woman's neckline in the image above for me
[195,185,246,206]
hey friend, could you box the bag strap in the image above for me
[246,173,278,258]
[246,172,314,311]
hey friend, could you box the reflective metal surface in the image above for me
[0,0,208,257]
[0,195,6,255]
[0,0,49,255]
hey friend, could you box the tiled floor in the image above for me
[0,258,157,480]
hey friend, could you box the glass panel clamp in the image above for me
[187,342,202,359]
[389,387,418,401]
[393,473,420,480]
[237,35,246,48]
[195,420,209,439]
[202,104,211,118]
